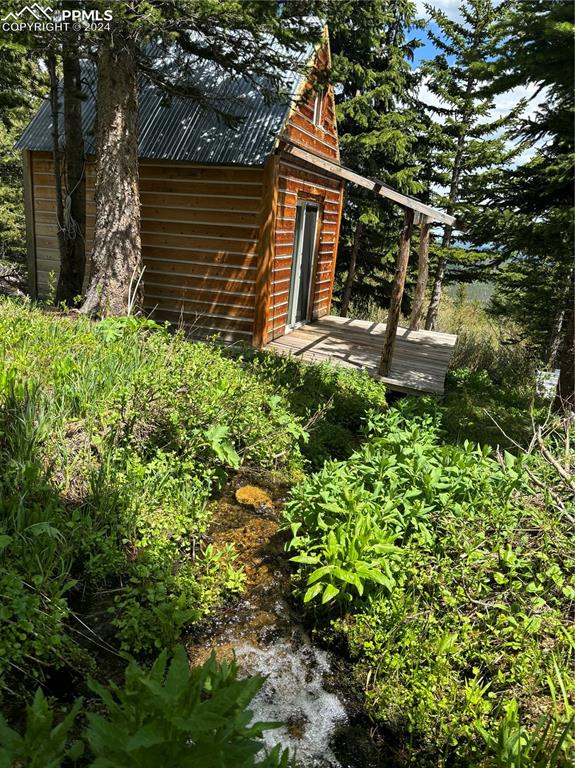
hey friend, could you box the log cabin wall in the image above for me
[28,152,264,342]
[266,44,344,344]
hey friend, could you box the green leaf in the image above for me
[303,583,323,603]
[322,583,340,604]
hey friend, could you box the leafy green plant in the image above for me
[0,689,83,768]
[285,402,575,765]
[86,646,289,767]
[477,699,574,768]
[289,485,400,605]
[0,648,292,768]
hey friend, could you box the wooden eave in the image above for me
[281,141,456,227]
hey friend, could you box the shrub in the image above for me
[0,646,292,767]
[284,403,575,765]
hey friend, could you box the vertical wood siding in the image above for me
[29,153,264,341]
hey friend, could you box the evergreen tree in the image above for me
[1,0,87,303]
[480,0,574,407]
[420,0,520,330]
[0,39,43,267]
[325,0,425,316]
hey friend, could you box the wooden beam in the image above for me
[282,142,456,226]
[409,217,431,331]
[379,209,415,377]
[252,153,279,348]
[325,183,345,315]
[22,150,37,300]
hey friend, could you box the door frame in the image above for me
[286,198,321,332]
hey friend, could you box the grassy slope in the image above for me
[0,298,386,701]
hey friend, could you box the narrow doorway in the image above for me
[287,200,319,329]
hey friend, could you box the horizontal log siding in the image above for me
[29,153,264,340]
[266,157,343,343]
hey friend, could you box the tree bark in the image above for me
[409,218,430,331]
[47,53,66,302]
[81,35,142,316]
[340,217,363,317]
[379,209,415,376]
[56,52,86,304]
[553,286,575,412]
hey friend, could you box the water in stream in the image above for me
[186,479,388,768]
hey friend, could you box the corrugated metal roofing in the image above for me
[16,48,309,166]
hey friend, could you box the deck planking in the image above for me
[268,315,457,395]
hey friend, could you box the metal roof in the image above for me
[16,50,308,166]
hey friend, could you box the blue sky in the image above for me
[412,26,439,68]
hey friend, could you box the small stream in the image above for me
[186,478,390,767]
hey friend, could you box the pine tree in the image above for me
[481,0,574,407]
[0,39,44,268]
[325,0,425,316]
[420,0,520,330]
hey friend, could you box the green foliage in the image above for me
[289,484,401,605]
[442,368,544,449]
[239,349,386,469]
[0,38,44,263]
[472,1,574,367]
[326,0,426,310]
[0,380,84,685]
[477,699,574,768]
[0,689,84,768]
[0,299,304,688]
[85,646,289,767]
[285,403,575,764]
[0,647,291,768]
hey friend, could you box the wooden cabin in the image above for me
[17,39,343,346]
[18,33,459,394]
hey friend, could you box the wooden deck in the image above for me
[268,315,458,395]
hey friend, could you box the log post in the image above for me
[409,217,431,331]
[378,208,415,377]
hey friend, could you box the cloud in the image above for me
[414,0,464,22]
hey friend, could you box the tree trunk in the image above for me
[545,271,573,366]
[379,209,415,376]
[409,218,430,331]
[56,52,86,304]
[553,288,574,412]
[81,35,142,316]
[425,253,447,331]
[340,217,363,317]
[47,53,67,302]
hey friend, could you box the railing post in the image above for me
[379,208,415,377]
[409,217,431,331]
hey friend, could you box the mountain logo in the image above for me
[3,4,53,21]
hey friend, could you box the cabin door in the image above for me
[287,201,319,329]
